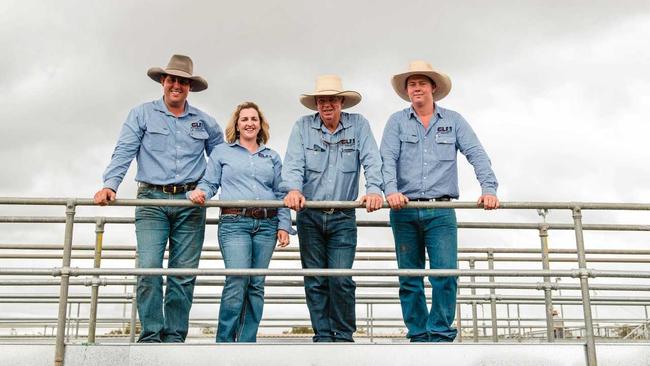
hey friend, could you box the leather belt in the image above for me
[411,196,452,202]
[221,207,278,219]
[139,182,197,194]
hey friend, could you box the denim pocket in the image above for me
[219,214,241,223]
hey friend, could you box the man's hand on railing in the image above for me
[360,193,383,212]
[93,188,116,206]
[386,192,409,210]
[187,189,206,205]
[284,190,305,211]
[478,194,500,210]
[277,229,290,247]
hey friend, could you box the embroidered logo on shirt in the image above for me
[257,152,272,159]
[437,126,453,134]
[339,138,355,145]
[191,122,203,128]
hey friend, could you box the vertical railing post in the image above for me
[506,304,511,338]
[538,224,555,342]
[517,304,522,338]
[487,249,498,342]
[54,199,76,366]
[572,207,598,366]
[369,303,374,342]
[129,253,138,343]
[643,305,648,339]
[88,218,105,343]
[469,259,479,342]
[456,301,462,342]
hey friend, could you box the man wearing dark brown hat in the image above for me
[380,61,499,342]
[281,75,384,342]
[94,54,223,343]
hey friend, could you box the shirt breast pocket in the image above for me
[189,128,209,140]
[146,125,170,152]
[340,148,358,173]
[305,147,326,172]
[435,134,456,161]
[399,133,419,154]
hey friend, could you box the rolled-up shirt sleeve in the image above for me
[102,107,145,192]
[279,122,305,193]
[272,153,296,235]
[379,116,400,196]
[194,150,222,200]
[456,115,498,196]
[357,116,384,196]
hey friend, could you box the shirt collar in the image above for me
[229,139,268,154]
[408,104,443,120]
[153,97,197,118]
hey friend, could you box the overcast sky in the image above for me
[1,0,649,329]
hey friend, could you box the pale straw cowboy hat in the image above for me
[147,54,208,92]
[391,60,452,102]
[300,75,362,110]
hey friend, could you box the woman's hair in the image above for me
[224,101,270,144]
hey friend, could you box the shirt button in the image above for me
[424,149,427,152]
[424,163,427,165]
[423,177,427,179]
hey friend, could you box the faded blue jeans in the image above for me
[135,186,206,343]
[390,207,458,342]
[216,215,278,342]
[296,208,357,342]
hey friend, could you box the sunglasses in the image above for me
[165,75,191,86]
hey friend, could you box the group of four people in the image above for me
[94,54,499,344]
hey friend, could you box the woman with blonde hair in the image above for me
[188,102,293,342]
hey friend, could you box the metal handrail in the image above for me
[2,197,649,366]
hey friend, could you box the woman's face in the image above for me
[237,107,261,143]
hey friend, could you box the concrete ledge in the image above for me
[2,343,650,366]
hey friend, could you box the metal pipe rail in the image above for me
[2,198,650,366]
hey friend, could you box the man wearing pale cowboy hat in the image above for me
[94,54,224,343]
[281,75,383,342]
[380,61,499,342]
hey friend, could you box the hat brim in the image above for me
[391,71,451,102]
[147,67,208,92]
[299,90,362,111]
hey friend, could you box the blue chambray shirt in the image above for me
[280,112,383,200]
[102,98,224,192]
[195,141,295,234]
[380,105,498,199]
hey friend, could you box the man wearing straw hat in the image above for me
[282,75,383,342]
[94,54,224,343]
[380,61,499,342]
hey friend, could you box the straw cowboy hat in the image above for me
[391,60,452,102]
[300,75,362,110]
[147,54,208,92]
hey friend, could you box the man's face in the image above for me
[406,75,435,106]
[316,95,343,124]
[161,74,190,108]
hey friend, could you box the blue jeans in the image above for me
[296,208,357,342]
[216,215,278,342]
[135,187,206,343]
[390,208,458,342]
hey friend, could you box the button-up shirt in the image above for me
[195,141,294,234]
[280,112,383,201]
[102,98,224,192]
[380,105,498,199]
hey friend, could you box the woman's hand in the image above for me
[188,189,206,205]
[277,229,290,247]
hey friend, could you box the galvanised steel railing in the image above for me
[1,197,649,366]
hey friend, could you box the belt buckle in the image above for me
[162,185,173,194]
[250,208,265,219]
[323,208,335,214]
